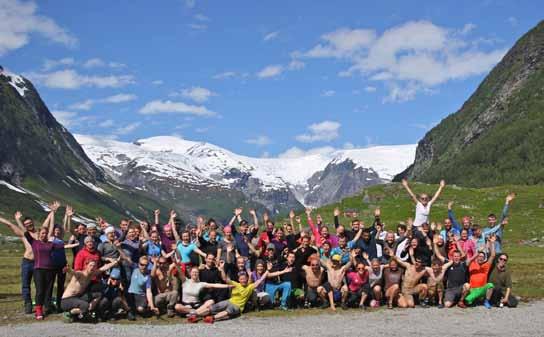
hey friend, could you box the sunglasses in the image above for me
[499,258,508,262]
[139,263,148,267]
[357,267,365,271]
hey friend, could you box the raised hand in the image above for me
[249,209,256,217]
[14,211,22,221]
[501,217,509,226]
[430,222,437,231]
[50,201,61,212]
[234,208,243,216]
[506,193,516,203]
[295,215,301,224]
[333,208,340,217]
[305,208,312,216]
[169,210,177,219]
[488,234,497,243]
[154,209,160,216]
[436,223,443,231]
[196,216,204,225]
[362,252,369,260]
[447,201,454,210]
[401,178,409,187]
[263,212,270,222]
[440,180,446,188]
[374,208,381,217]
[289,210,295,219]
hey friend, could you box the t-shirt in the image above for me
[228,281,256,312]
[217,240,237,261]
[50,237,67,268]
[121,239,141,263]
[159,232,176,254]
[128,268,151,295]
[182,279,206,304]
[176,242,197,263]
[146,241,162,257]
[97,241,120,260]
[383,268,402,290]
[347,270,368,292]
[446,262,468,288]
[469,260,492,288]
[414,201,432,227]
[488,266,512,293]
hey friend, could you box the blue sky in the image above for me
[0,0,542,157]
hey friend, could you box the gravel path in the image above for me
[2,301,543,337]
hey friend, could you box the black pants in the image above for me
[61,295,89,315]
[34,268,54,307]
[97,297,124,318]
[48,267,66,308]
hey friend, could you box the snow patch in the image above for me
[0,180,27,194]
[1,69,29,97]
[78,179,111,196]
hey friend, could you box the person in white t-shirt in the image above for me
[401,179,446,228]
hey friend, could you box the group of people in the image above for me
[0,179,518,324]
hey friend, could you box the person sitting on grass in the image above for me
[196,269,269,323]
[346,258,370,309]
[391,255,430,308]
[486,253,518,308]
[301,257,327,308]
[127,256,157,320]
[425,258,453,308]
[96,268,129,321]
[61,258,120,322]
[401,179,446,228]
[149,256,179,317]
[320,252,353,311]
[463,235,497,308]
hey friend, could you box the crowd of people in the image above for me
[0,179,518,324]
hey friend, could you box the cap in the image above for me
[86,223,97,230]
[266,243,276,250]
[84,236,95,244]
[104,226,115,234]
[163,224,172,231]
[109,268,121,280]
[331,254,341,262]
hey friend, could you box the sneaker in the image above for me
[484,300,492,309]
[127,312,136,321]
[63,312,74,323]
[35,305,44,320]
[437,303,445,309]
[359,304,366,310]
[420,300,429,308]
[371,300,380,308]
[167,309,175,318]
[457,301,467,309]
[203,315,214,324]
[303,300,311,309]
[279,305,289,311]
[341,302,348,310]
[319,301,330,309]
[187,315,198,323]
[24,302,33,315]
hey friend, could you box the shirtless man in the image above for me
[61,258,120,322]
[150,256,178,317]
[321,252,354,311]
[301,257,327,308]
[1,210,52,314]
[392,255,430,308]
[426,259,453,308]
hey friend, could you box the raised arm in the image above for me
[447,201,461,231]
[487,235,497,261]
[170,210,180,242]
[499,193,515,224]
[63,205,74,234]
[432,236,446,263]
[430,180,446,205]
[140,221,150,241]
[401,179,419,204]
[252,270,270,289]
[154,209,160,226]
[333,208,341,229]
[0,216,24,237]
[98,258,121,273]
[47,201,60,239]
[391,254,411,269]
[249,209,259,229]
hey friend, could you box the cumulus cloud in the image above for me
[51,110,78,127]
[278,146,336,159]
[115,122,141,135]
[288,59,305,70]
[151,80,164,85]
[213,71,237,80]
[321,90,336,97]
[364,86,377,92]
[256,64,284,79]
[69,93,137,110]
[295,120,341,143]
[263,31,279,42]
[245,135,272,146]
[99,119,115,128]
[42,57,75,71]
[179,86,216,103]
[83,58,126,69]
[0,0,78,55]
[188,23,207,30]
[296,21,507,102]
[26,69,135,89]
[139,100,216,117]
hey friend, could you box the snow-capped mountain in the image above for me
[76,134,416,212]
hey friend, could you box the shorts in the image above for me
[347,284,370,304]
[323,282,345,302]
[133,294,148,309]
[210,300,241,317]
[180,301,202,309]
[427,281,444,298]
[306,287,319,303]
[292,288,304,298]
[401,285,424,303]
[444,286,463,304]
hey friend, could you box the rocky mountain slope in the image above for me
[396,20,544,186]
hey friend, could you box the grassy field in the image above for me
[0,182,542,324]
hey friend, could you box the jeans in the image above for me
[34,268,54,307]
[265,282,292,307]
[21,258,34,304]
[49,267,66,308]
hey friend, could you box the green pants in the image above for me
[465,283,493,305]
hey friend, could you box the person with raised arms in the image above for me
[402,179,446,228]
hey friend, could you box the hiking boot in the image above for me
[341,302,349,310]
[319,301,330,309]
[203,315,214,324]
[35,305,44,320]
[63,312,74,323]
[167,309,175,318]
[437,303,445,309]
[24,302,33,314]
[127,312,136,321]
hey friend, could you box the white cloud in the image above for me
[99,119,115,128]
[26,69,135,89]
[278,146,336,159]
[139,100,216,117]
[0,0,78,55]
[69,99,94,111]
[296,120,341,143]
[51,110,78,127]
[83,58,105,68]
[213,71,237,80]
[321,90,336,97]
[257,64,284,79]
[297,21,506,102]
[151,80,164,85]
[115,122,141,135]
[263,31,279,42]
[460,23,477,35]
[343,142,355,149]
[188,23,207,30]
[69,93,137,110]
[507,17,518,27]
[194,14,210,21]
[245,135,272,146]
[364,86,376,92]
[288,59,305,70]
[42,57,75,71]
[180,86,216,103]
[195,127,209,133]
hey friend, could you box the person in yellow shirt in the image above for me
[197,269,269,323]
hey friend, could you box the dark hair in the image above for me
[397,224,407,231]
[472,224,480,230]
[351,219,360,225]
[207,218,216,226]
[487,213,497,219]
[499,253,509,260]
[23,217,33,223]
[452,250,461,255]
[240,220,248,226]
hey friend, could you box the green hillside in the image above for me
[397,20,544,186]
